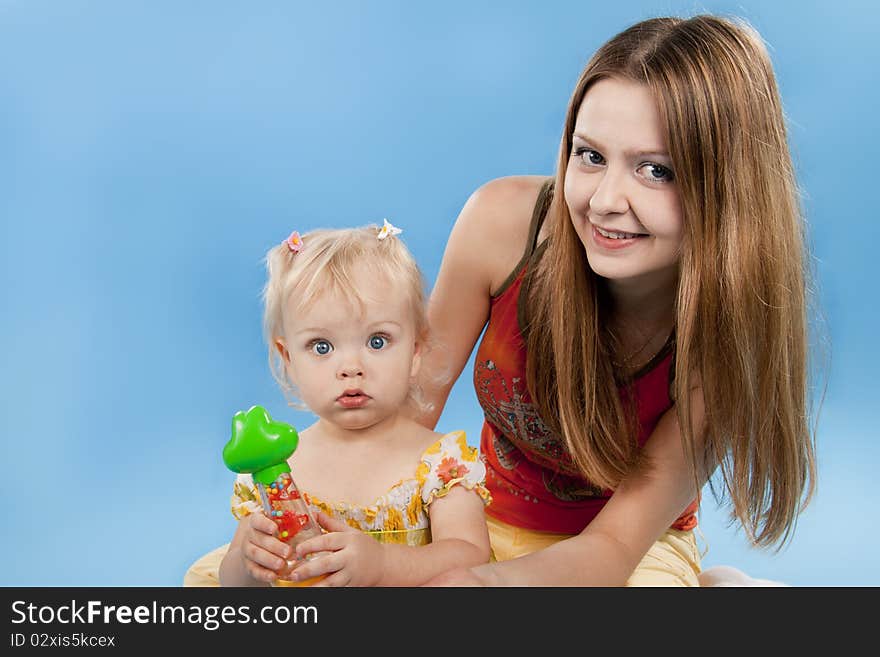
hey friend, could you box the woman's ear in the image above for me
[274,338,290,365]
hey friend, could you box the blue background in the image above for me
[2,0,876,586]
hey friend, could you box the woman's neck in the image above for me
[603,269,677,375]
[604,267,678,328]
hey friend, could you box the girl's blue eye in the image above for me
[639,163,674,182]
[368,335,387,350]
[311,340,333,355]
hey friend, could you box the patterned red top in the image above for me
[474,181,698,534]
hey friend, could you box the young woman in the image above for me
[417,15,818,586]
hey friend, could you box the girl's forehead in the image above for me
[284,280,416,330]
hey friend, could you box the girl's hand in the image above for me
[292,512,385,587]
[240,512,292,584]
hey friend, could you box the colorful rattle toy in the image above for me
[222,405,328,586]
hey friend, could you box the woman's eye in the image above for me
[368,335,387,350]
[638,163,674,182]
[576,148,605,166]
[311,340,333,355]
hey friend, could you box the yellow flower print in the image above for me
[383,507,404,532]
[406,493,422,526]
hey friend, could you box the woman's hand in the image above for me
[422,566,487,587]
[292,512,386,587]
[240,512,293,584]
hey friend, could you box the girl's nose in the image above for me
[337,364,364,379]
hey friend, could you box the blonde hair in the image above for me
[525,15,819,548]
[262,225,433,413]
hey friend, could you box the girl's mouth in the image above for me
[591,224,648,249]
[336,390,371,409]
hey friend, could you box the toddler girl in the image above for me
[218,221,491,586]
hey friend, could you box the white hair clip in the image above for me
[377,218,403,241]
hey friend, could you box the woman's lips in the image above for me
[591,224,646,250]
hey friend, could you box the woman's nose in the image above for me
[589,168,630,216]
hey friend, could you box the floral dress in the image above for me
[230,431,491,547]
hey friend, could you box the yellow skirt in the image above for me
[486,515,702,587]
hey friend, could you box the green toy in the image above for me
[223,405,300,485]
[222,405,326,585]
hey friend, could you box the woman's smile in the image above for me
[591,223,649,250]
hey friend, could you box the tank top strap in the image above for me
[491,177,555,299]
[525,177,554,257]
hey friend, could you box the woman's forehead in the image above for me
[575,78,667,152]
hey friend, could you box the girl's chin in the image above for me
[328,410,397,432]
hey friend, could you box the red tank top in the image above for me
[475,179,698,533]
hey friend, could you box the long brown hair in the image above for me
[525,15,818,547]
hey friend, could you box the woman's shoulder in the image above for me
[471,174,549,199]
[463,175,550,229]
[455,175,552,292]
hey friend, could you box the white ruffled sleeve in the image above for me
[417,431,491,508]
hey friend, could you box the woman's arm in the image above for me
[415,176,546,429]
[430,387,710,586]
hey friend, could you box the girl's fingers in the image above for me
[247,521,292,559]
[313,570,352,588]
[290,553,342,583]
[296,532,350,559]
[245,542,290,573]
[246,562,281,584]
[245,555,282,583]
[251,513,280,536]
[315,511,357,533]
